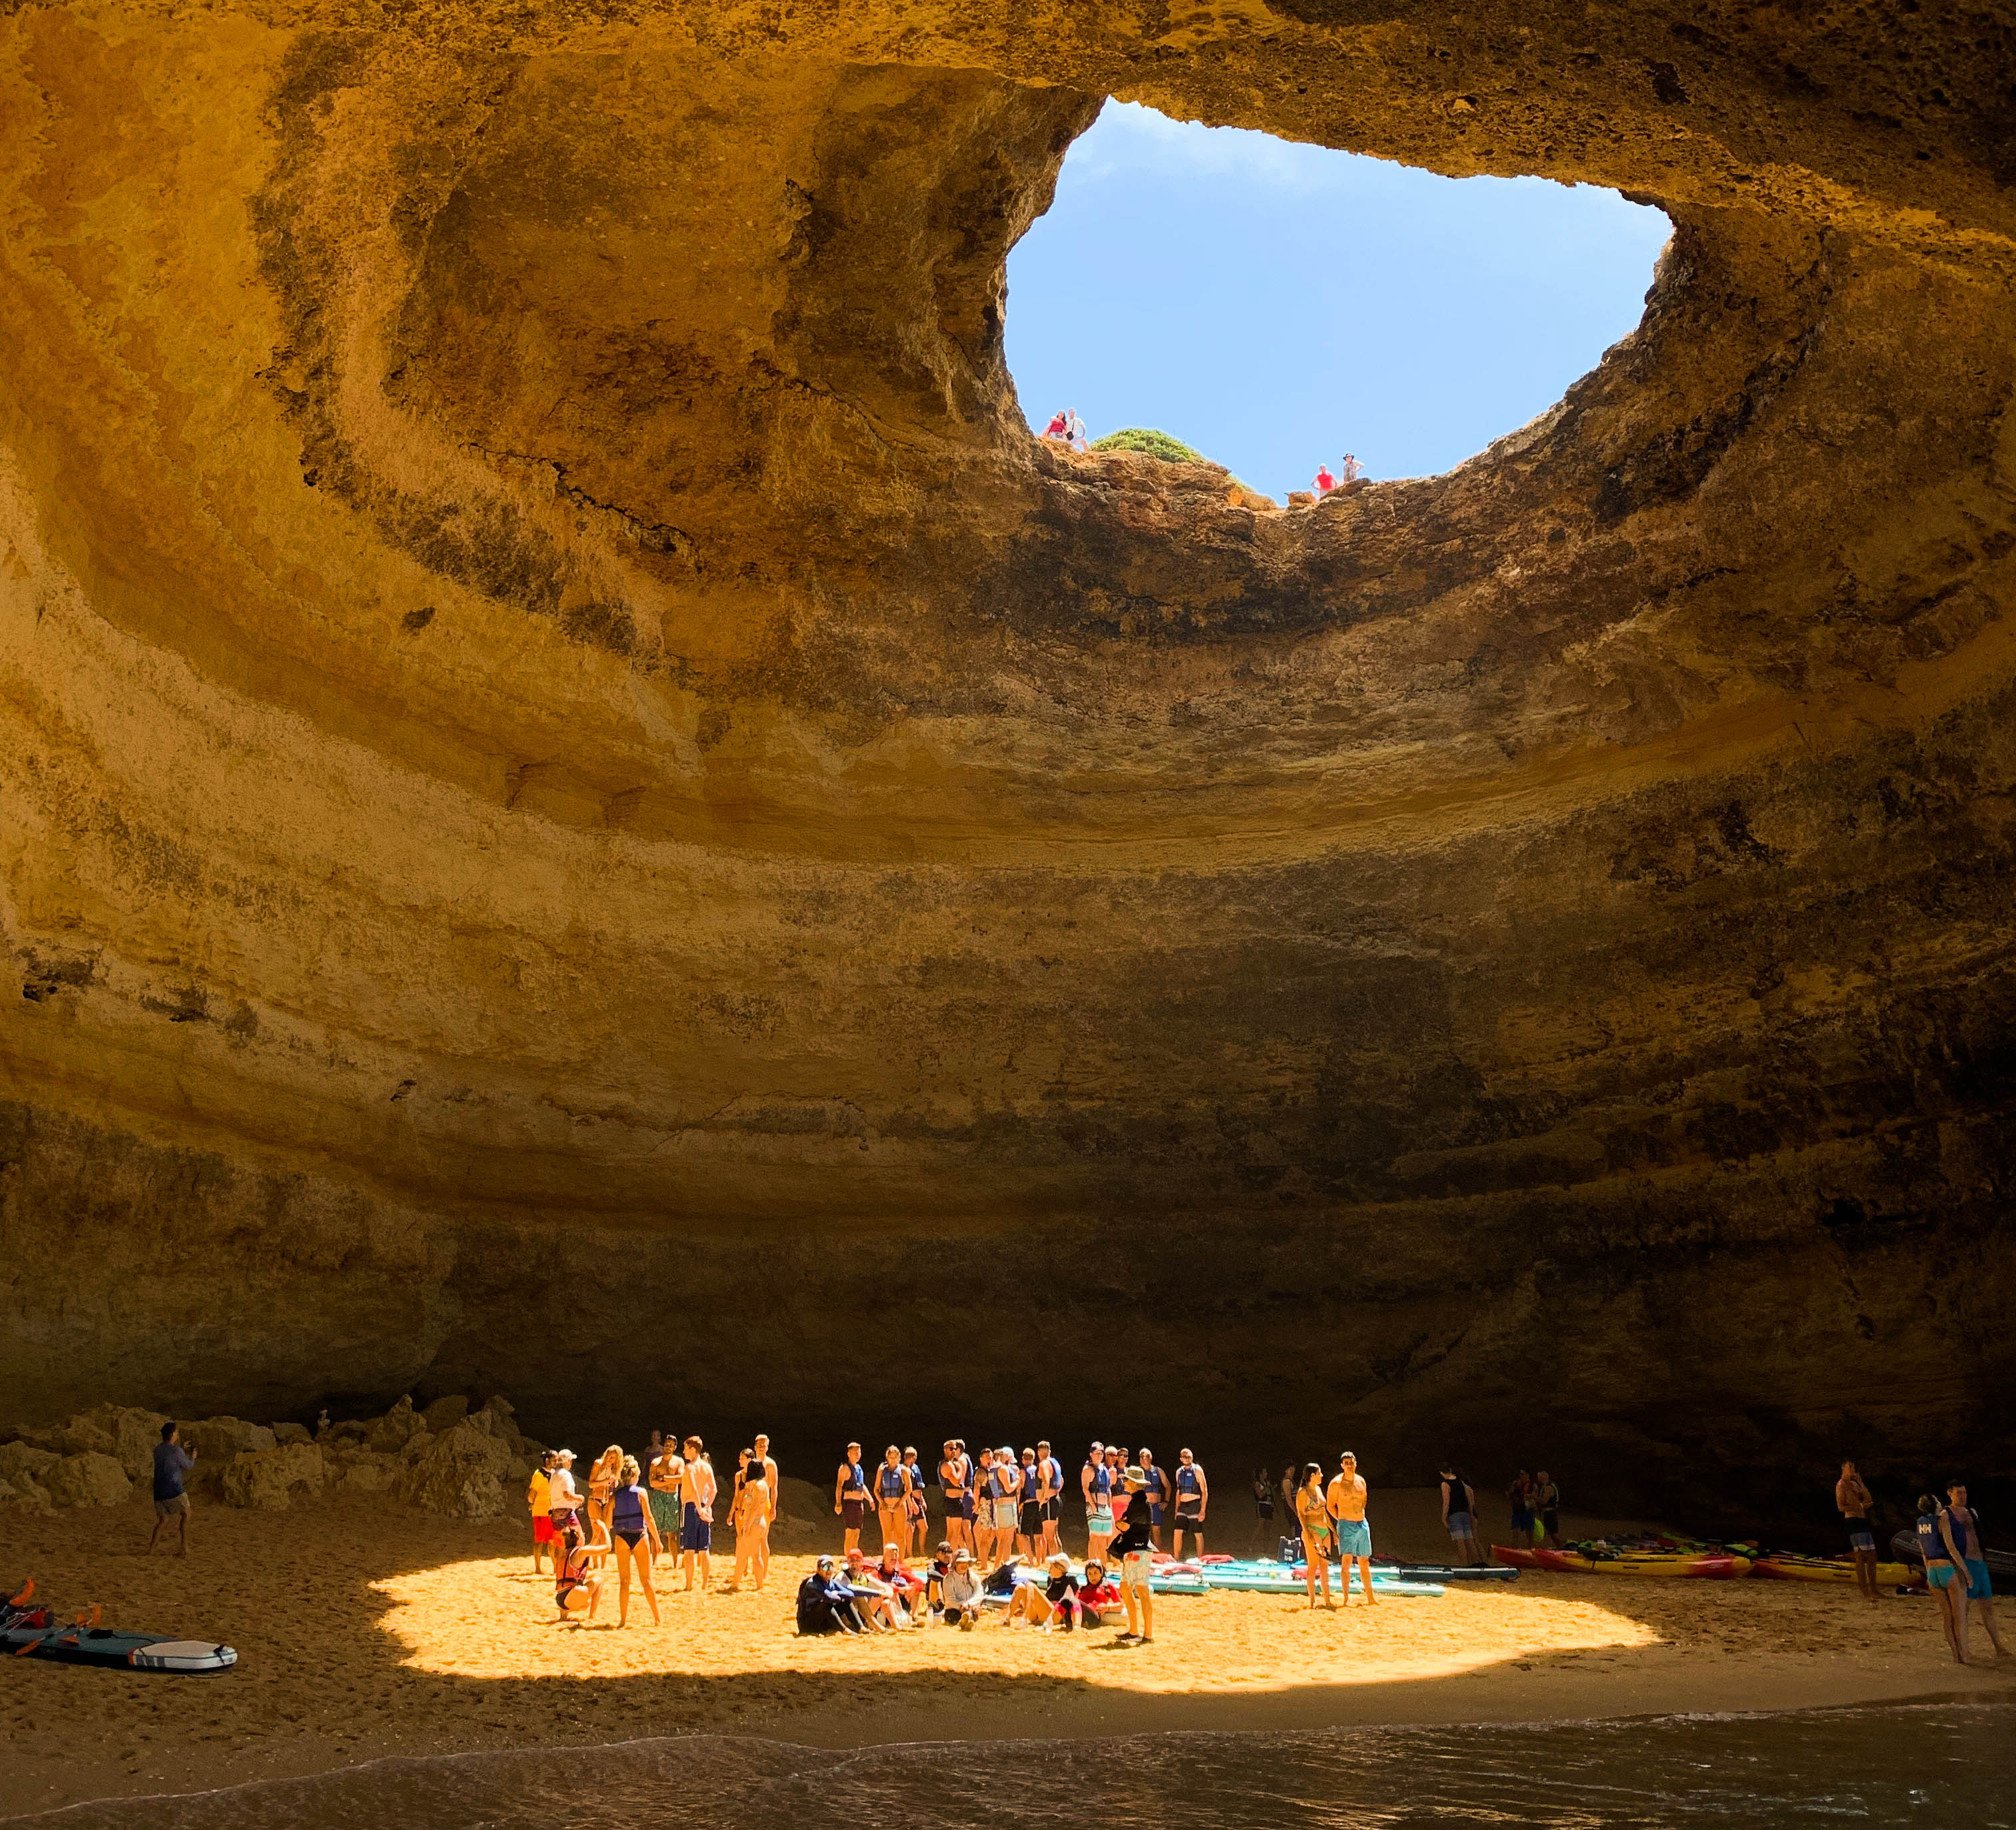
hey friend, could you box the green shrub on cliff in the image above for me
[1090,427,1208,465]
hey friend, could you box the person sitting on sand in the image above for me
[678,1437,716,1591]
[875,1540,928,1623]
[1084,1441,1114,1564]
[1001,1553,1079,1629]
[835,1442,869,1555]
[1067,1559,1120,1629]
[609,1455,661,1627]
[1171,1448,1208,1559]
[841,1549,899,1631]
[1327,1452,1375,1607]
[1297,1463,1335,1609]
[925,1539,956,1612]
[1440,1464,1483,1566]
[529,1451,557,1573]
[1943,1483,2008,1660]
[553,1516,606,1624]
[1107,1466,1157,1646]
[940,1548,985,1628]
[1917,1491,1969,1663]
[1836,1461,1879,1602]
[796,1555,866,1635]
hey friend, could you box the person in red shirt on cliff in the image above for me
[1043,409,1068,440]
[1314,462,1336,495]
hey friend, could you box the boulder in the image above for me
[366,1396,423,1455]
[0,1474,53,1513]
[421,1394,469,1434]
[396,1419,514,1518]
[180,1416,276,1461]
[400,1428,436,1463]
[273,1422,313,1447]
[221,1441,325,1510]
[334,1453,399,1494]
[52,1411,121,1459]
[0,1441,59,1485]
[42,1451,133,1509]
[104,1407,173,1480]
[480,1394,515,1419]
[319,1418,369,1447]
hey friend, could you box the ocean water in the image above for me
[16,1701,2012,1829]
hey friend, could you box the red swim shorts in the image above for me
[533,1515,555,1543]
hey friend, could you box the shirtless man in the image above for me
[834,1442,870,1554]
[753,1434,779,1527]
[648,1437,685,1570]
[1943,1483,2009,1658]
[677,1437,717,1592]
[939,1439,975,1557]
[1170,1448,1209,1559]
[1327,1452,1375,1605]
[1837,1460,1880,1602]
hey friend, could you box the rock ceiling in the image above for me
[2,0,2011,1507]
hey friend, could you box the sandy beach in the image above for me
[3,1486,2011,1818]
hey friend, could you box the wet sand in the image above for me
[3,1488,2011,1817]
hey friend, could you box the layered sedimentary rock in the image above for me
[2,0,2012,1526]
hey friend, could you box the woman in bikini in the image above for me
[587,1445,623,1569]
[607,1455,661,1625]
[939,1439,974,1558]
[735,1450,773,1590]
[875,1445,912,1559]
[553,1515,607,1623]
[1297,1463,1335,1608]
[901,1447,931,1559]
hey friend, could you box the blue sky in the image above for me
[1005,102,1671,500]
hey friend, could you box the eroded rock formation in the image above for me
[2,0,2012,1525]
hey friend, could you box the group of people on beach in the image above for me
[527,1432,776,1627]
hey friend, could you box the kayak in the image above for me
[1751,1554,1913,1585]
[1171,1567,1446,1597]
[1493,1545,1751,1578]
[2,1620,237,1672]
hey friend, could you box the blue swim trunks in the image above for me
[681,1502,711,1552]
[1335,1517,1372,1558]
[1964,1557,1993,1602]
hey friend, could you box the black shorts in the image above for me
[1040,1498,1060,1522]
[1175,1504,1203,1525]
[841,1498,866,1527]
[1019,1501,1042,1533]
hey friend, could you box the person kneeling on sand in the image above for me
[939,1548,985,1628]
[553,1517,606,1625]
[796,1555,868,1635]
[1002,1553,1078,1629]
[842,1549,900,1630]
[1107,1466,1157,1645]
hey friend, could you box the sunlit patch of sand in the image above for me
[374,1553,1659,1693]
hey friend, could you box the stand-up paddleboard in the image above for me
[3,1582,236,1674]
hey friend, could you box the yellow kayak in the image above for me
[1751,1555,1912,1585]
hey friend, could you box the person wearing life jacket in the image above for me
[1083,1441,1114,1566]
[1916,1492,1969,1663]
[1171,1448,1209,1560]
[1942,1483,2007,1661]
[874,1445,913,1559]
[553,1515,605,1624]
[939,1439,975,1559]
[833,1442,870,1555]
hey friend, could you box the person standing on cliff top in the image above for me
[1837,1461,1880,1602]
[1067,409,1089,452]
[1341,453,1363,484]
[1043,409,1067,441]
[1327,1453,1376,1607]
[147,1422,194,1557]
[678,1436,715,1591]
[1314,462,1336,496]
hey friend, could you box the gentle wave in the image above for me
[17,1701,2014,1829]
